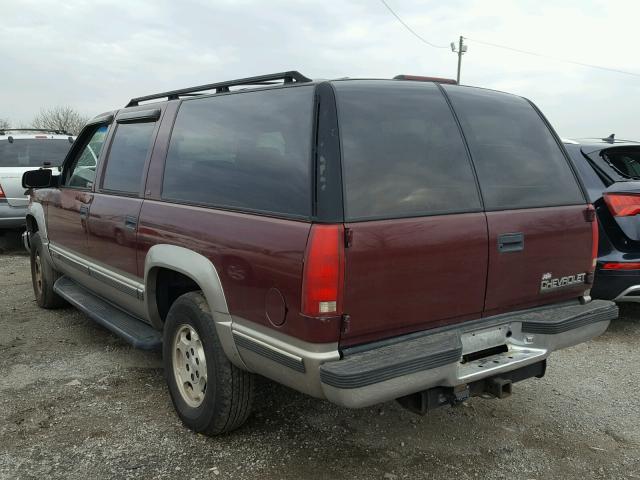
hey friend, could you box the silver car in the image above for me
[0,129,74,229]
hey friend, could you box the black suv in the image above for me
[564,136,640,301]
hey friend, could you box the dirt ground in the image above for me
[0,230,638,480]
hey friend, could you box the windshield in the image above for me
[0,138,72,167]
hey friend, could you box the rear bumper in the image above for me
[591,266,640,302]
[230,300,617,408]
[0,202,27,229]
[318,300,617,408]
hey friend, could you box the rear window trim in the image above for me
[482,201,585,214]
[156,196,312,222]
[344,206,484,223]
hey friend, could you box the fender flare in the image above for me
[25,202,48,240]
[144,244,246,369]
[25,202,55,264]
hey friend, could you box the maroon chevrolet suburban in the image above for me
[22,71,618,435]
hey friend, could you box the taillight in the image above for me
[301,224,345,317]
[602,262,640,270]
[0,183,5,199]
[590,205,598,269]
[603,193,640,217]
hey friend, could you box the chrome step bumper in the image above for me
[319,300,618,408]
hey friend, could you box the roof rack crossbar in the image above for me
[126,71,312,107]
[0,128,72,136]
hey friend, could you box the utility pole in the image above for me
[450,36,467,84]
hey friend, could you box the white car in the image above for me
[0,129,74,229]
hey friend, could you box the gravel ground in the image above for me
[0,230,638,479]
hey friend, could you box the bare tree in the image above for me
[32,106,89,135]
[0,118,9,130]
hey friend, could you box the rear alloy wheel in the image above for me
[163,291,254,435]
[30,232,66,309]
[172,324,208,408]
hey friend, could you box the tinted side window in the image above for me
[162,86,313,217]
[102,122,156,193]
[64,125,109,189]
[334,80,481,221]
[444,86,584,210]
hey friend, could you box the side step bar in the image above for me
[53,276,162,351]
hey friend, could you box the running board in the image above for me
[53,276,162,350]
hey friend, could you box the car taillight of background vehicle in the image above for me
[301,224,345,317]
[0,183,5,200]
[603,193,640,217]
[601,262,640,270]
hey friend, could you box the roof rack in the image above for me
[0,128,72,136]
[394,74,457,85]
[126,71,312,107]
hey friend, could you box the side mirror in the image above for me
[22,169,54,189]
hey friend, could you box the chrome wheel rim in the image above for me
[34,253,43,295]
[172,324,207,408]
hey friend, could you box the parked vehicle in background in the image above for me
[0,129,74,229]
[22,72,617,436]
[564,136,640,301]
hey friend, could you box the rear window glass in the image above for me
[102,122,156,193]
[334,81,481,221]
[162,86,313,217]
[600,148,640,179]
[444,86,584,210]
[0,139,72,167]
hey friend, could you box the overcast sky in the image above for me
[2,0,639,139]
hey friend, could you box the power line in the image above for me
[379,0,449,49]
[378,0,640,79]
[466,37,640,78]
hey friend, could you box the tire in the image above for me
[30,232,66,309]
[163,291,254,435]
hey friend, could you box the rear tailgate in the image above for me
[442,85,593,316]
[483,206,594,315]
[331,80,489,347]
[342,214,488,346]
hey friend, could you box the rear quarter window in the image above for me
[444,86,584,210]
[333,80,482,221]
[600,147,640,179]
[162,86,314,218]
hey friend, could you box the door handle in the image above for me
[498,232,524,253]
[124,215,138,230]
[79,205,89,219]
